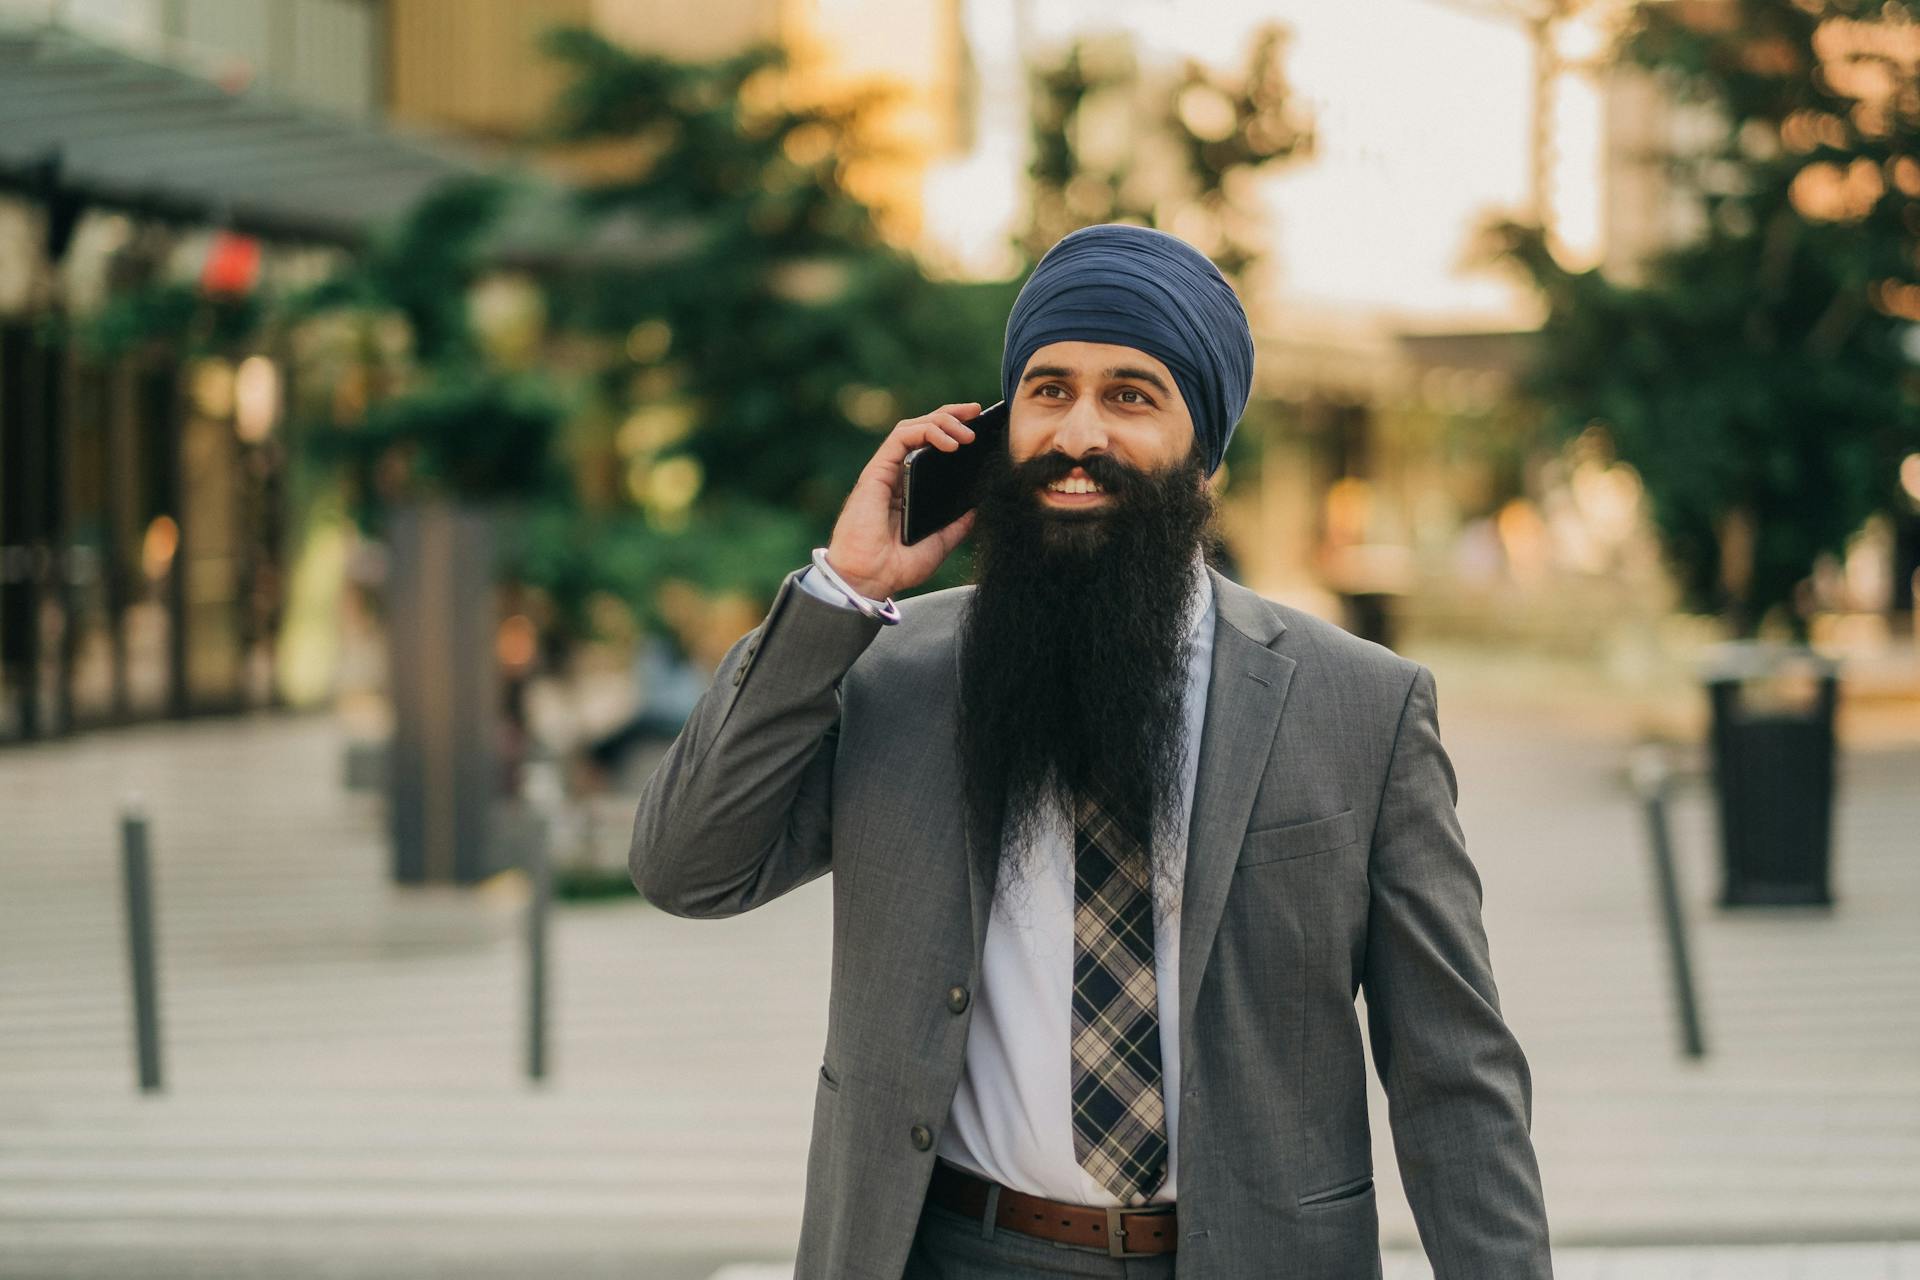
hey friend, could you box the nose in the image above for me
[1050,400,1109,460]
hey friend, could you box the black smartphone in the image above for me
[900,400,1008,545]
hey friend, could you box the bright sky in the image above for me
[921,0,1605,327]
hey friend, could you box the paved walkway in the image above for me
[1,690,1915,1277]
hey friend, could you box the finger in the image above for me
[909,414,974,444]
[863,431,925,487]
[871,414,958,470]
[863,410,980,491]
[870,427,916,470]
[928,411,978,440]
[873,412,947,467]
[933,402,983,420]
[894,420,967,455]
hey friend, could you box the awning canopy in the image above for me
[0,19,661,271]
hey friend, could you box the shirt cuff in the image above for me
[795,564,865,612]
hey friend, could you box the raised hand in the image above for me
[822,403,983,600]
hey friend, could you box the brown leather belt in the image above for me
[926,1157,1178,1258]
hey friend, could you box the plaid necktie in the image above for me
[1069,788,1169,1204]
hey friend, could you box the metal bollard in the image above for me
[1629,746,1708,1060]
[524,810,551,1084]
[119,800,165,1092]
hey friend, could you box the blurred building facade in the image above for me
[0,0,973,747]
[384,0,974,246]
[0,0,627,745]
[0,0,378,743]
[1,0,387,115]
[1221,299,1675,662]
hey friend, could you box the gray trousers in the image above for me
[901,1195,1180,1279]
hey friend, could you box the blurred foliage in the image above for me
[288,177,510,368]
[1486,0,1920,638]
[1020,24,1314,286]
[1017,26,1313,498]
[288,177,571,537]
[93,28,1311,658]
[521,30,1015,633]
[307,371,571,532]
[76,279,264,359]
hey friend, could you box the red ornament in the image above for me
[201,230,261,297]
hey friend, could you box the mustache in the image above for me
[1004,450,1153,500]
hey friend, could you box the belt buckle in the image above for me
[1104,1202,1174,1258]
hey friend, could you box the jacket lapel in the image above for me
[1179,568,1295,1037]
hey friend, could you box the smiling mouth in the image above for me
[1044,477,1106,496]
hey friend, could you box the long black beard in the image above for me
[957,443,1218,920]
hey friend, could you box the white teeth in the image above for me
[1047,478,1102,494]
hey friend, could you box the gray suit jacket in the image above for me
[630,566,1553,1279]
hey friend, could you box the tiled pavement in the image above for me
[0,693,1915,1278]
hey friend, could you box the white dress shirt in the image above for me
[796,558,1216,1206]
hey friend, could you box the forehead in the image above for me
[1020,340,1172,382]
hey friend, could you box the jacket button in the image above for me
[910,1124,933,1151]
[946,985,969,1014]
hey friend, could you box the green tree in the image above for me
[1486,0,1920,637]
[288,175,571,536]
[1020,24,1314,290]
[527,31,1015,629]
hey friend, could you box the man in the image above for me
[630,223,1553,1278]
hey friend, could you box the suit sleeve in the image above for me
[628,566,881,918]
[1362,663,1554,1278]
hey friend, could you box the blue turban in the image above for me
[1000,223,1255,475]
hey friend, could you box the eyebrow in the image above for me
[1019,363,1173,398]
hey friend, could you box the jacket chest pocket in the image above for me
[1237,808,1358,868]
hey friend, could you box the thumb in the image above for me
[929,509,977,559]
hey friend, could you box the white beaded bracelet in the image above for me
[810,547,903,624]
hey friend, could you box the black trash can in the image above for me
[1701,643,1840,908]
